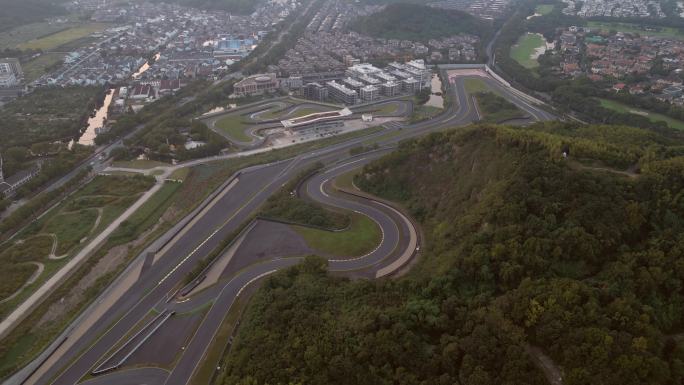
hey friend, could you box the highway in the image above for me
[16,72,554,385]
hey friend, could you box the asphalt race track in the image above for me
[17,73,555,385]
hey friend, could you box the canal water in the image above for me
[77,52,160,146]
[425,74,444,109]
[78,89,114,146]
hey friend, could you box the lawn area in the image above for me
[535,4,554,15]
[473,92,527,123]
[215,115,252,142]
[464,78,492,94]
[587,21,684,40]
[108,181,182,245]
[598,98,684,130]
[0,174,154,377]
[21,53,64,82]
[372,103,400,115]
[168,167,190,181]
[410,105,443,123]
[112,159,169,169]
[43,209,98,255]
[17,23,110,50]
[333,169,359,191]
[510,33,545,69]
[0,174,153,312]
[292,213,381,257]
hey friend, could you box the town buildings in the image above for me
[234,73,280,97]
[0,59,22,88]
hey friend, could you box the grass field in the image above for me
[0,19,80,50]
[598,98,684,130]
[464,78,492,94]
[43,209,98,255]
[112,160,169,169]
[473,92,527,123]
[17,23,109,51]
[373,103,400,115]
[21,53,65,82]
[0,175,153,314]
[293,213,381,257]
[510,33,545,69]
[587,21,684,40]
[215,115,252,142]
[410,105,442,123]
[535,4,554,15]
[0,174,154,377]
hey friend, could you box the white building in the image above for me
[360,85,380,102]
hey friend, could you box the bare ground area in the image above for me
[525,344,563,385]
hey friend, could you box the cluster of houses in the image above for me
[561,0,666,17]
[551,26,684,105]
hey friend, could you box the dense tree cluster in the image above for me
[221,123,684,385]
[350,3,493,42]
[260,162,349,229]
[0,86,103,150]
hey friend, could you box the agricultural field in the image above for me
[20,53,64,82]
[510,32,545,68]
[535,4,554,15]
[0,174,154,319]
[598,98,684,130]
[17,23,110,51]
[587,21,684,40]
[0,19,80,50]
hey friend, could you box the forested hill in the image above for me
[221,122,684,385]
[350,3,493,41]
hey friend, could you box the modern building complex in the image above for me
[0,58,23,88]
[303,82,328,102]
[360,85,380,102]
[234,73,279,97]
[326,80,359,105]
[298,60,431,105]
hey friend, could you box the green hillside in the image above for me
[350,3,493,41]
[220,122,684,385]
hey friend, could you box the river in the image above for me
[132,52,160,79]
[425,74,444,109]
[78,89,114,146]
[77,52,159,146]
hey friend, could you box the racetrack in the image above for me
[14,72,556,385]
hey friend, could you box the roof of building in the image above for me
[280,108,352,129]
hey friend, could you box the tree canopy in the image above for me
[220,122,684,385]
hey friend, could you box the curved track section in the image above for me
[20,72,555,385]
